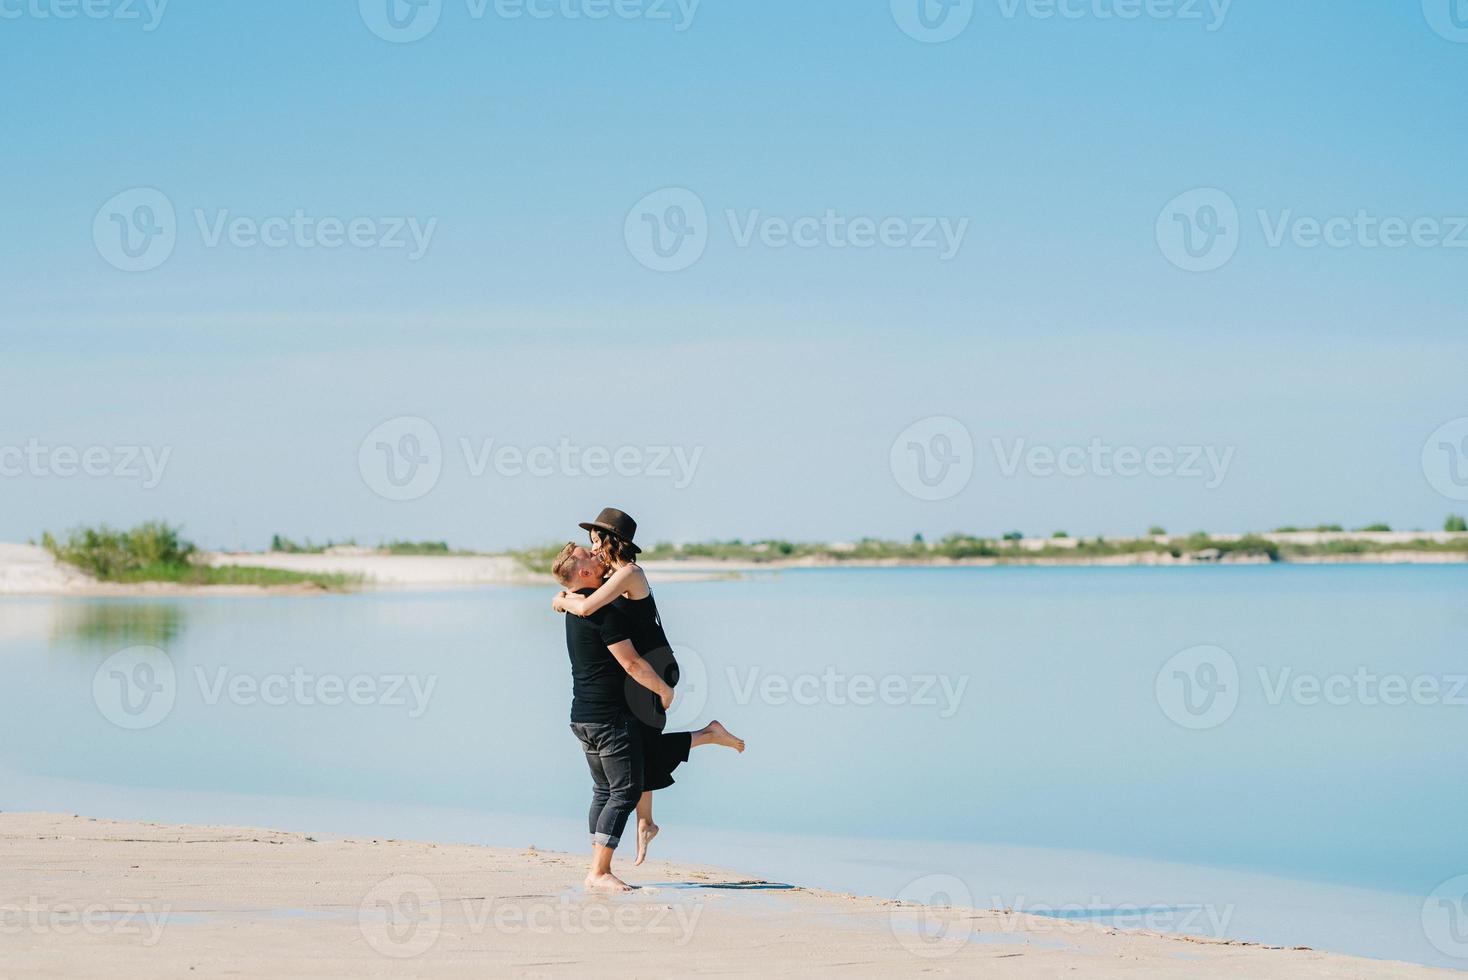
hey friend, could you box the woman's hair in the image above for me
[590,528,638,571]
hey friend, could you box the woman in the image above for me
[554,507,745,866]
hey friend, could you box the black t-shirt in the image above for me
[565,590,633,723]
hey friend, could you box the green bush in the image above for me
[270,534,357,554]
[44,522,194,579]
[127,521,195,565]
[384,540,452,555]
[1447,515,1468,533]
[1217,535,1280,561]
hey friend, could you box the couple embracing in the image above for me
[552,507,746,892]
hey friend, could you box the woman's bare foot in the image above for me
[706,720,746,752]
[634,820,660,867]
[584,872,635,893]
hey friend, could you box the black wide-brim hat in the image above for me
[579,507,642,554]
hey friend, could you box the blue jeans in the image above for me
[570,716,643,850]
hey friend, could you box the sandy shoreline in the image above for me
[0,812,1450,978]
[0,544,541,597]
[1,537,1463,598]
[646,550,1468,572]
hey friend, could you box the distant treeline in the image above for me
[269,535,456,556]
[508,516,1468,571]
[38,515,1468,582]
[636,534,1287,562]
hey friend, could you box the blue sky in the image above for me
[2,1,1466,549]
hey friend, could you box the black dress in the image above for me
[616,593,691,792]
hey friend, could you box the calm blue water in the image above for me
[2,566,1465,967]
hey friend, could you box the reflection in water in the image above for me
[51,601,186,648]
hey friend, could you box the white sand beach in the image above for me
[0,543,537,595]
[0,812,1451,979]
[0,543,94,595]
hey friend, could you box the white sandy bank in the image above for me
[0,543,93,595]
[0,813,1451,979]
[0,544,536,595]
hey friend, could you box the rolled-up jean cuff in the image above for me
[593,832,620,850]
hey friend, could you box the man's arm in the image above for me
[556,565,646,617]
[607,639,674,710]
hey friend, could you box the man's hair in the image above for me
[551,542,582,586]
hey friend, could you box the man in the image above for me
[552,544,674,892]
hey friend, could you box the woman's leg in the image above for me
[636,791,654,826]
[634,791,658,867]
[690,720,746,752]
[634,723,747,867]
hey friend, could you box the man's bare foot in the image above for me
[634,820,660,867]
[584,872,635,893]
[706,720,746,753]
